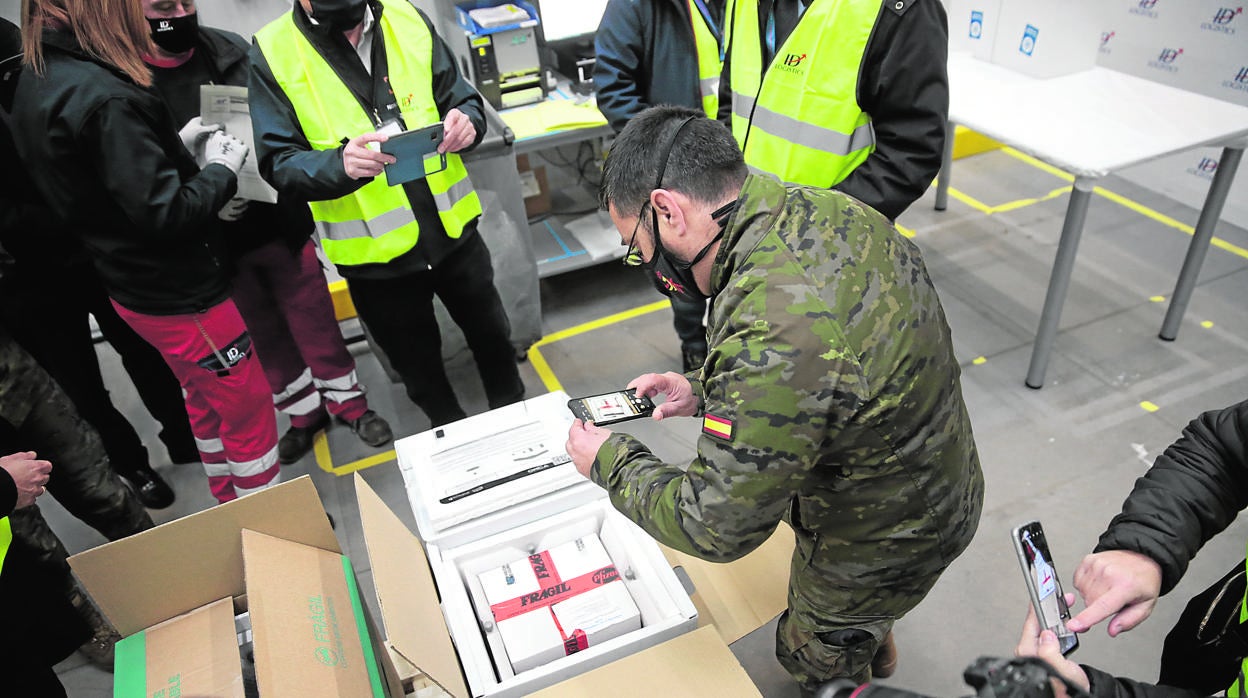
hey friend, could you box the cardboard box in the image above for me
[69,477,404,698]
[516,153,551,218]
[72,403,794,697]
[243,529,391,696]
[474,534,641,673]
[114,597,244,698]
[989,0,1107,78]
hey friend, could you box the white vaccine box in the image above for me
[394,391,698,698]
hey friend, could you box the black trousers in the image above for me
[0,336,154,578]
[348,233,524,427]
[0,265,196,475]
[671,295,708,349]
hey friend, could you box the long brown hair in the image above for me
[22,0,155,86]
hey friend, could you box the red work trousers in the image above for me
[113,299,279,503]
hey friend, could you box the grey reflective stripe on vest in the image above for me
[431,177,476,212]
[732,89,756,122]
[319,206,413,240]
[701,76,720,98]
[747,102,875,156]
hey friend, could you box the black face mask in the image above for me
[642,200,735,303]
[147,14,198,54]
[635,116,736,304]
[309,0,369,32]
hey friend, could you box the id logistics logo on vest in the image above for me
[1130,0,1160,18]
[776,52,808,75]
[1202,6,1242,33]
[1147,47,1183,72]
[1224,66,1248,92]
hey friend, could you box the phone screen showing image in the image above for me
[567,389,655,426]
[1012,520,1079,655]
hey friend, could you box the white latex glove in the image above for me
[178,116,221,157]
[218,196,249,222]
[204,130,249,174]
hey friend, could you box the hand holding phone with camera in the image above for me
[1012,520,1079,655]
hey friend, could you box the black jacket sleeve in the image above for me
[833,0,949,220]
[1094,399,1248,595]
[594,0,649,133]
[1083,664,1207,698]
[248,42,365,203]
[85,97,237,239]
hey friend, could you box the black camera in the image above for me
[814,657,1090,698]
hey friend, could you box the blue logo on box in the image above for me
[1019,24,1039,56]
[970,11,984,39]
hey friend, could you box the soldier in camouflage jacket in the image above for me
[567,107,985,690]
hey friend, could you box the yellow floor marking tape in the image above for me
[313,428,398,476]
[1140,401,1160,413]
[972,356,987,365]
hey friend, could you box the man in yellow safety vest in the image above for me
[595,0,726,374]
[250,0,525,427]
[719,0,949,221]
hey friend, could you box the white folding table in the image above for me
[936,52,1248,388]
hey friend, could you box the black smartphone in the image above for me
[380,123,446,185]
[567,389,656,426]
[1012,520,1079,655]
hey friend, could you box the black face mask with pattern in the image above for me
[637,116,736,303]
[147,13,199,54]
[309,0,368,31]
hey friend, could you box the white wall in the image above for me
[1096,0,1248,229]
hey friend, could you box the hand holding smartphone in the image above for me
[567,389,656,426]
[1012,520,1079,655]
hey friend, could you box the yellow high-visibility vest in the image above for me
[0,517,11,577]
[1228,548,1248,697]
[255,0,482,267]
[688,0,722,118]
[728,0,881,188]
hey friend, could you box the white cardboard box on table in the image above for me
[396,391,698,698]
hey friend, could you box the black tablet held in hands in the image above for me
[380,123,446,185]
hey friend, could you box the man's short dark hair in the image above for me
[600,106,748,219]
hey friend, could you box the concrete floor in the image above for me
[48,147,1248,696]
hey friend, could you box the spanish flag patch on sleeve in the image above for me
[702,414,734,441]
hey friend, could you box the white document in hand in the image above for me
[200,84,279,204]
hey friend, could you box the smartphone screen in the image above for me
[380,123,446,185]
[567,389,655,426]
[1012,520,1079,655]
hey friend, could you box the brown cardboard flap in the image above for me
[661,524,794,644]
[242,530,384,697]
[128,597,243,698]
[529,625,761,697]
[69,476,338,636]
[354,474,470,698]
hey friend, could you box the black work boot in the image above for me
[278,416,329,464]
[345,410,393,448]
[119,464,175,509]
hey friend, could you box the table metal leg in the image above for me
[935,121,956,211]
[1025,177,1097,389]
[1159,145,1244,341]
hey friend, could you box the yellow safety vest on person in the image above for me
[1228,551,1248,696]
[0,517,11,577]
[727,0,880,188]
[688,0,722,118]
[254,0,482,267]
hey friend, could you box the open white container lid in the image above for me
[398,391,608,549]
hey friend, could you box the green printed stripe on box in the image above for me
[341,555,386,697]
[114,631,147,697]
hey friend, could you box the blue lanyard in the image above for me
[692,0,723,48]
[765,0,807,58]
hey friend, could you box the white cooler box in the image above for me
[396,391,699,698]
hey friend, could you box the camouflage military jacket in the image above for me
[592,174,984,622]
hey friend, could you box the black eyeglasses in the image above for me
[622,202,650,267]
[619,115,698,268]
